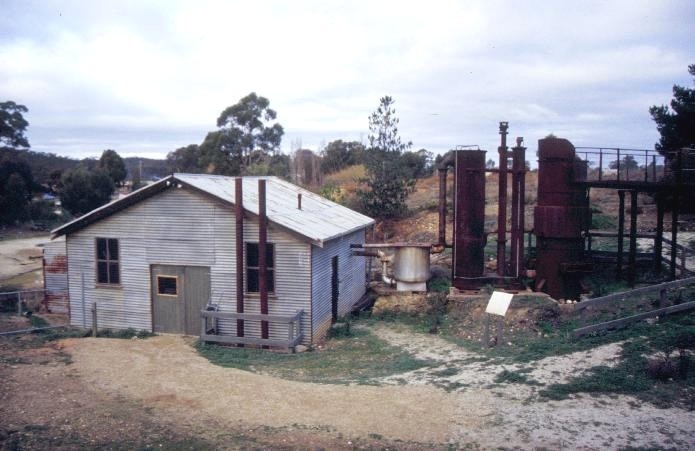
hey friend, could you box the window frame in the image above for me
[245,242,275,294]
[156,275,179,297]
[95,237,121,286]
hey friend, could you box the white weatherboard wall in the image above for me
[311,228,367,340]
[66,186,314,344]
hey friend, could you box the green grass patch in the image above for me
[591,213,617,230]
[494,369,543,386]
[539,313,695,409]
[28,314,49,328]
[428,276,451,293]
[196,326,433,385]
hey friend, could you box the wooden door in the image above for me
[183,266,210,335]
[151,265,185,333]
[151,265,210,335]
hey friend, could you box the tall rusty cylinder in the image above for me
[453,149,487,289]
[534,138,590,300]
[497,122,509,276]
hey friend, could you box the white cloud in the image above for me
[0,0,693,159]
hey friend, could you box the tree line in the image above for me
[1,62,692,225]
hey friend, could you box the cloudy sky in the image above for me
[1,0,693,161]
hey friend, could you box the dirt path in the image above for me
[67,335,463,444]
[64,331,695,449]
[0,235,52,282]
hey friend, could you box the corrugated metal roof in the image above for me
[175,174,374,246]
[53,174,374,247]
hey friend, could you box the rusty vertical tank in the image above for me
[453,149,487,289]
[534,137,590,300]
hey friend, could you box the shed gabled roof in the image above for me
[51,174,374,247]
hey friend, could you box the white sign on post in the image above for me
[485,291,513,316]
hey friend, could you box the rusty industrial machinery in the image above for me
[533,137,592,300]
[439,123,528,291]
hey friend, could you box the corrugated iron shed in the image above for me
[52,174,374,247]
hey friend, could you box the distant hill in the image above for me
[0,148,79,185]
[0,148,169,186]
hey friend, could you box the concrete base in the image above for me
[396,280,427,292]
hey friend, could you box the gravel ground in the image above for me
[67,335,461,444]
[60,329,695,449]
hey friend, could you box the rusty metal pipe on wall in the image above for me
[258,179,269,340]
[235,178,244,338]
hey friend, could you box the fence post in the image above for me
[16,292,22,316]
[91,302,97,337]
[484,314,490,347]
[659,288,667,309]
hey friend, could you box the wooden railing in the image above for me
[572,276,695,338]
[585,230,691,277]
[200,309,304,351]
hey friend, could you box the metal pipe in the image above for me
[510,138,525,278]
[438,168,447,247]
[497,122,509,277]
[517,142,526,277]
[258,179,269,340]
[235,177,245,339]
[437,150,455,248]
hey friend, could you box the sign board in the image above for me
[485,291,513,316]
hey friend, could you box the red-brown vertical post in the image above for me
[438,167,448,247]
[258,179,269,341]
[517,141,526,277]
[497,122,509,276]
[510,137,526,278]
[235,178,245,339]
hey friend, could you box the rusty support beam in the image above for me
[258,179,269,341]
[438,168,447,247]
[509,139,526,278]
[518,144,526,275]
[654,190,665,273]
[628,190,638,286]
[497,122,509,276]
[617,190,625,279]
[235,178,245,339]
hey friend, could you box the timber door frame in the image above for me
[150,264,210,335]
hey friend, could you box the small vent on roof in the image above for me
[297,193,302,210]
